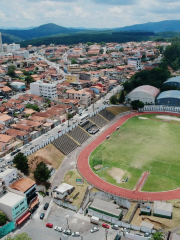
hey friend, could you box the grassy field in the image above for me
[107,106,131,115]
[63,170,89,208]
[89,114,180,192]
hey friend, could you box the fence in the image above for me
[53,198,78,212]
[141,105,180,113]
[0,221,15,239]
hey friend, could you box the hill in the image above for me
[0,23,85,41]
[20,31,155,47]
[114,20,180,32]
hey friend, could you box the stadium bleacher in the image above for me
[90,114,108,128]
[67,126,91,144]
[99,109,115,121]
[52,134,79,155]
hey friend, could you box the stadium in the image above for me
[77,111,180,201]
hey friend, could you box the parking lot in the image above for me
[16,203,120,240]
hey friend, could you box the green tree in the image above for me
[99,49,104,54]
[71,58,77,64]
[25,104,40,112]
[131,100,144,110]
[5,233,32,240]
[0,211,7,226]
[119,48,124,52]
[86,42,93,46]
[13,153,29,175]
[151,232,164,240]
[119,90,125,103]
[110,95,117,104]
[25,75,34,84]
[7,66,16,77]
[34,162,51,182]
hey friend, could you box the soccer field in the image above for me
[89,114,180,192]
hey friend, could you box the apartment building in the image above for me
[66,89,91,107]
[30,81,57,99]
[127,57,142,70]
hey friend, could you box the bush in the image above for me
[0,211,7,226]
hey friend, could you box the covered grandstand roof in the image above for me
[164,76,180,84]
[130,85,160,97]
[157,90,180,100]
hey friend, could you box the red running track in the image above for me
[77,112,180,201]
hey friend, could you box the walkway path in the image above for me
[77,112,180,201]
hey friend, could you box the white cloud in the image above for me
[0,0,179,28]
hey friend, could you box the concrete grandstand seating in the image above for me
[90,114,108,128]
[52,134,79,155]
[99,109,115,121]
[81,121,94,130]
[67,126,91,145]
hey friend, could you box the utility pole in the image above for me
[105,229,108,240]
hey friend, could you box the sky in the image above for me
[0,0,180,28]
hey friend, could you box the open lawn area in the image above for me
[89,114,180,192]
[107,106,131,115]
[63,170,89,208]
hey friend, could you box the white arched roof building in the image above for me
[127,85,160,104]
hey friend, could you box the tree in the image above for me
[7,66,16,77]
[13,153,29,175]
[110,95,117,104]
[5,233,32,240]
[86,42,93,46]
[0,211,7,226]
[34,162,51,182]
[131,100,144,110]
[99,49,104,54]
[119,48,124,52]
[151,232,164,240]
[25,104,40,112]
[71,58,77,64]
[119,90,125,103]
[25,75,34,84]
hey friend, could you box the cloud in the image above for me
[92,0,137,5]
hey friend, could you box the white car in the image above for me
[23,144,28,149]
[72,232,80,237]
[45,133,49,136]
[90,227,99,233]
[112,224,119,230]
[54,226,63,232]
[0,158,4,162]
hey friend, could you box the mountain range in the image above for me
[1,20,180,44]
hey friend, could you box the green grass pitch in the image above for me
[89,114,180,192]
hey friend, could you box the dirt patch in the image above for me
[28,156,51,172]
[28,143,65,170]
[138,117,148,120]
[94,165,103,170]
[156,115,180,122]
[107,106,130,116]
[108,167,125,183]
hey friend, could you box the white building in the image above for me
[128,57,142,70]
[54,183,74,200]
[0,190,29,223]
[30,81,57,99]
[0,33,3,53]
[13,50,29,59]
[127,85,160,104]
[153,201,173,219]
[0,168,17,186]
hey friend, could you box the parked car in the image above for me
[45,133,49,136]
[15,149,21,153]
[112,224,119,230]
[144,233,151,238]
[46,223,53,228]
[40,213,45,219]
[72,232,80,237]
[115,235,121,240]
[126,228,130,233]
[0,158,4,162]
[53,186,58,192]
[23,144,28,149]
[44,203,49,210]
[29,142,32,145]
[102,223,109,229]
[54,226,63,232]
[30,147,34,150]
[90,227,99,233]
[63,229,72,235]
[10,151,16,156]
